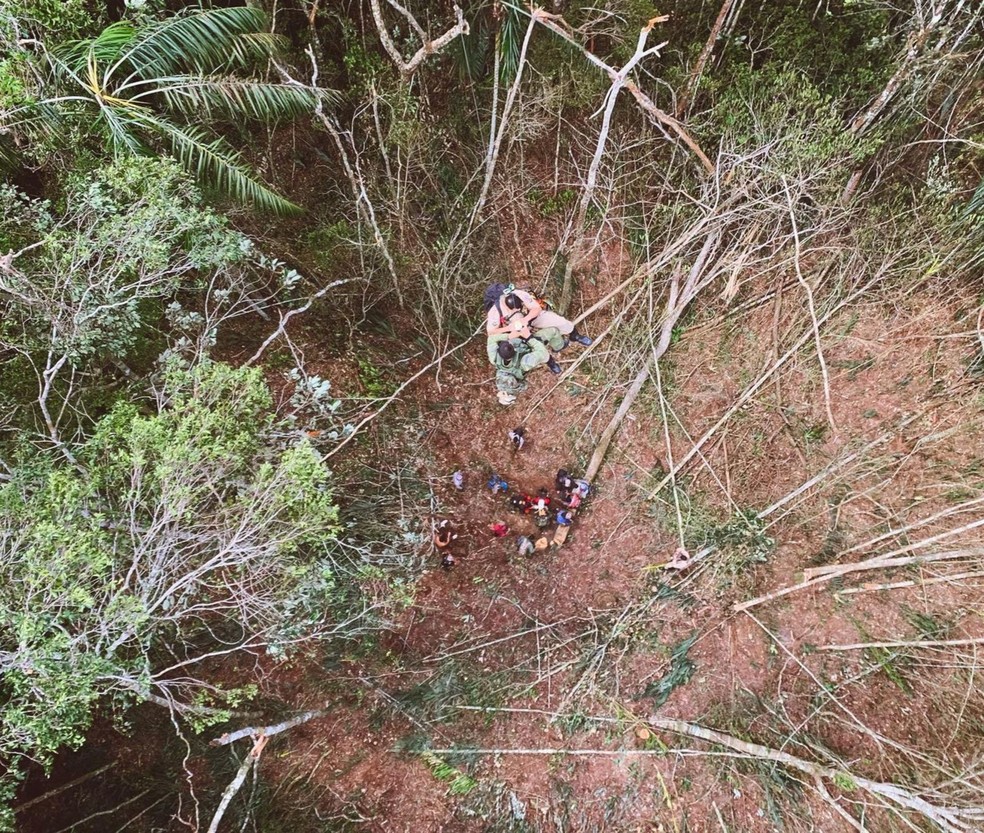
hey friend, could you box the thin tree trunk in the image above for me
[206,736,267,833]
[556,19,669,313]
[676,0,737,118]
[473,15,537,221]
[554,234,717,547]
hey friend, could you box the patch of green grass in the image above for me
[802,422,828,447]
[527,187,577,218]
[357,356,396,398]
[391,660,512,724]
[643,633,697,707]
[904,607,949,639]
[420,751,479,795]
[650,580,698,610]
[864,646,912,695]
[556,710,589,737]
[645,479,775,590]
[695,509,775,585]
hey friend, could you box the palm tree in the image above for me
[3,5,335,214]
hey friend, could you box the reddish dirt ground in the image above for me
[216,265,983,833]
[17,243,984,832]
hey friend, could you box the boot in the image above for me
[570,328,593,347]
[546,356,562,374]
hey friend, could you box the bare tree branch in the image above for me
[367,0,469,77]
[532,10,713,176]
[675,0,738,118]
[210,709,328,748]
[205,735,268,833]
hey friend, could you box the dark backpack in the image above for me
[482,282,509,313]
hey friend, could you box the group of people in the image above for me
[434,466,591,570]
[501,468,592,555]
[484,283,592,406]
[438,286,595,565]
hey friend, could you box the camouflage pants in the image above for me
[496,368,528,396]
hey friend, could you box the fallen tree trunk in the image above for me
[553,233,718,547]
[583,232,717,485]
[429,709,982,833]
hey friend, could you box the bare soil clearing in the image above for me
[19,252,981,833]
[237,265,984,832]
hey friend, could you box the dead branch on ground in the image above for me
[325,326,480,458]
[532,10,713,175]
[735,548,984,613]
[427,710,982,832]
[206,734,268,833]
[210,709,329,748]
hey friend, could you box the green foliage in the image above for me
[709,65,880,192]
[4,6,333,213]
[735,4,890,99]
[357,356,396,398]
[866,646,912,695]
[451,0,490,82]
[0,156,246,360]
[643,633,697,707]
[305,219,359,273]
[496,3,524,84]
[711,509,774,561]
[420,751,479,796]
[0,361,342,810]
[0,54,29,110]
[393,660,509,724]
[338,16,387,91]
[1,0,96,41]
[527,187,576,218]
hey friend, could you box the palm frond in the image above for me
[151,117,301,215]
[0,98,68,167]
[498,2,523,83]
[122,7,278,77]
[147,78,337,121]
[57,21,137,73]
[0,136,23,172]
[100,103,148,157]
[452,14,490,83]
[0,98,62,138]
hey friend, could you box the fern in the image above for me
[644,633,698,707]
[420,752,479,796]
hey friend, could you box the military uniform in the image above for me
[486,329,561,404]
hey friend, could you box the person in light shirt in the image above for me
[485,289,593,349]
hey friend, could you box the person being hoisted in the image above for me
[485,285,593,357]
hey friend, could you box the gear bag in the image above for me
[483,282,510,312]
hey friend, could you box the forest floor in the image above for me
[236,243,984,832]
[16,234,984,833]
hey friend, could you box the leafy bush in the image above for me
[0,156,247,360]
[0,361,344,813]
[710,65,880,190]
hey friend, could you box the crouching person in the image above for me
[487,328,562,405]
